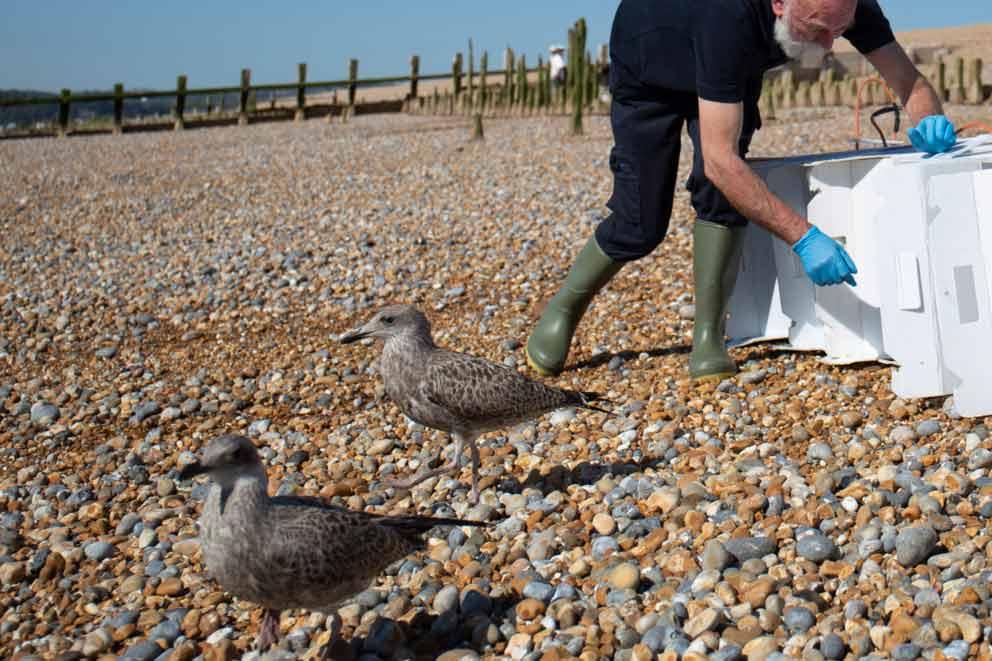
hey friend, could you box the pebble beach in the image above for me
[2,105,992,661]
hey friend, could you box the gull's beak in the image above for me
[178,461,207,481]
[339,326,371,344]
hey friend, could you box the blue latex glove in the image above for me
[907,115,956,154]
[792,226,858,286]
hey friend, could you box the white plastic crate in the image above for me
[726,135,992,415]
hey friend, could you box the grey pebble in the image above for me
[783,606,815,633]
[83,541,116,562]
[896,526,937,567]
[29,402,60,426]
[820,632,846,659]
[120,640,163,661]
[796,532,837,562]
[723,536,776,563]
[432,584,459,614]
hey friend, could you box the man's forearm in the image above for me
[705,154,811,245]
[903,73,944,125]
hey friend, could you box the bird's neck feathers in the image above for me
[383,329,436,356]
[214,470,269,519]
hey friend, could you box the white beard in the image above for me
[774,15,828,61]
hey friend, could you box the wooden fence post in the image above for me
[468,39,475,105]
[113,83,124,135]
[239,69,251,125]
[565,28,576,113]
[57,88,70,137]
[452,52,463,100]
[597,43,609,103]
[517,54,527,114]
[949,57,966,104]
[347,58,359,109]
[585,50,594,108]
[472,112,484,140]
[537,56,546,109]
[480,51,489,114]
[504,47,514,111]
[967,58,984,104]
[935,58,947,101]
[296,62,307,121]
[409,55,420,102]
[175,75,187,130]
[571,18,587,135]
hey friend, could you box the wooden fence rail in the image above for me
[0,57,540,137]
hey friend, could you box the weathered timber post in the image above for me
[472,112,484,140]
[480,51,489,115]
[296,63,307,121]
[468,39,475,106]
[565,27,576,114]
[57,88,70,137]
[517,54,527,114]
[812,80,826,107]
[175,75,187,130]
[949,57,966,104]
[935,58,947,101]
[760,83,776,120]
[537,56,546,109]
[571,18,587,135]
[113,83,124,135]
[409,55,420,103]
[239,69,251,125]
[504,48,515,111]
[967,58,984,104]
[347,58,359,109]
[846,77,858,108]
[453,52,463,100]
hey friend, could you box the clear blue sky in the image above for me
[1,1,988,92]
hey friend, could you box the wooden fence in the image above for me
[2,27,985,140]
[0,58,516,137]
[756,56,988,119]
[0,28,609,139]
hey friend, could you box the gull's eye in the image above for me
[382,316,394,325]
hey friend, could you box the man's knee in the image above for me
[595,211,668,262]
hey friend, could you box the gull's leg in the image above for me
[256,608,281,651]
[318,612,343,660]
[468,436,482,504]
[388,434,465,490]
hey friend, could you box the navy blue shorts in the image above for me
[595,35,762,262]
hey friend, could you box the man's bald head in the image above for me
[772,0,857,60]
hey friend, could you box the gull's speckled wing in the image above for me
[419,349,583,432]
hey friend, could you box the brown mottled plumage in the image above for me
[178,434,485,656]
[340,304,610,502]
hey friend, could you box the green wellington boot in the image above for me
[526,236,623,376]
[689,220,745,381]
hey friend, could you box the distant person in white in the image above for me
[549,45,567,88]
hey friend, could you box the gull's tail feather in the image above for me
[563,389,617,416]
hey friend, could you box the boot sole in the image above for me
[526,347,562,377]
[691,369,736,383]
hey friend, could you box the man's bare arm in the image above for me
[697,98,811,245]
[866,41,943,124]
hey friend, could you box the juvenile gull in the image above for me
[340,303,611,502]
[179,434,486,656]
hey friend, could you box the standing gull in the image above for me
[339,303,611,502]
[178,434,486,657]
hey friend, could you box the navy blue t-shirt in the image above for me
[610,0,895,103]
